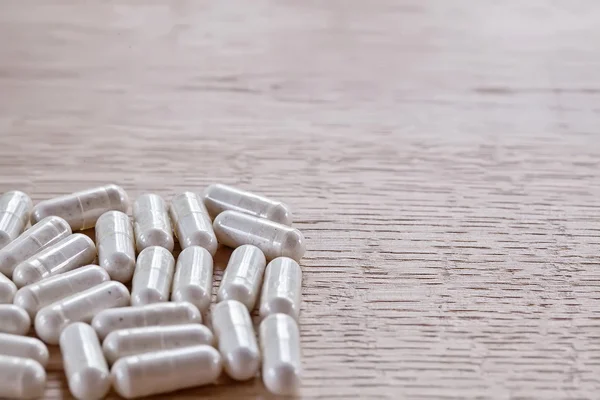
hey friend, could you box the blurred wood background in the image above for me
[1,0,599,399]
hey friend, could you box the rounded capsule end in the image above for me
[132,288,166,307]
[46,215,72,235]
[20,358,46,398]
[137,228,175,253]
[101,252,135,283]
[12,263,44,288]
[263,362,301,396]
[106,184,130,212]
[0,251,18,278]
[102,332,121,365]
[30,205,49,226]
[217,283,254,310]
[34,308,63,345]
[69,367,111,400]
[172,285,210,314]
[224,347,260,381]
[0,231,11,250]
[260,297,298,321]
[267,203,293,226]
[282,229,306,262]
[0,277,17,304]
[13,288,38,319]
[33,339,50,368]
[183,231,218,256]
[111,358,134,399]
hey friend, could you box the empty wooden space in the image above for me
[0,0,599,399]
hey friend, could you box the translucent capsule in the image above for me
[203,183,293,225]
[60,323,110,400]
[133,194,174,252]
[131,246,175,306]
[0,272,17,303]
[112,345,222,399]
[171,246,213,313]
[96,211,135,283]
[35,281,130,345]
[12,233,96,288]
[13,264,110,319]
[92,302,201,340]
[260,257,302,320]
[260,314,302,395]
[0,333,49,367]
[169,192,217,255]
[217,244,266,310]
[0,305,30,335]
[211,299,260,381]
[31,184,129,231]
[103,324,214,364]
[0,354,46,399]
[0,191,32,250]
[0,216,72,278]
[213,210,306,261]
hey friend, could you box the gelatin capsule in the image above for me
[0,191,32,250]
[259,313,302,395]
[35,281,130,345]
[0,304,30,335]
[131,246,175,306]
[169,192,217,255]
[12,233,96,288]
[60,323,110,400]
[211,299,260,381]
[0,354,45,399]
[31,184,129,231]
[0,272,17,303]
[213,210,306,261]
[0,332,49,367]
[0,216,71,278]
[92,301,201,340]
[112,345,222,399]
[203,183,293,225]
[133,194,174,252]
[96,211,135,283]
[171,246,213,313]
[103,324,214,364]
[217,244,266,310]
[259,257,302,320]
[13,264,110,319]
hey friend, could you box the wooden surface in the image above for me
[1,0,599,399]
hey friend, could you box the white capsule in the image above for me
[31,184,129,231]
[171,246,213,313]
[92,301,201,340]
[112,345,221,399]
[213,210,306,261]
[169,192,217,255]
[12,233,96,288]
[0,354,46,399]
[0,191,32,250]
[133,194,174,252]
[203,183,293,225]
[218,245,266,310]
[0,304,30,335]
[96,211,135,283]
[131,246,174,306]
[0,216,72,278]
[103,324,214,364]
[60,323,110,400]
[260,257,302,320]
[260,314,302,395]
[211,299,260,380]
[0,271,16,303]
[0,333,49,367]
[35,281,130,345]
[13,264,110,319]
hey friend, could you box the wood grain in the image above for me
[1,0,600,398]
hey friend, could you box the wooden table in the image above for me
[1,1,599,399]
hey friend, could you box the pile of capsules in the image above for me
[0,183,305,399]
